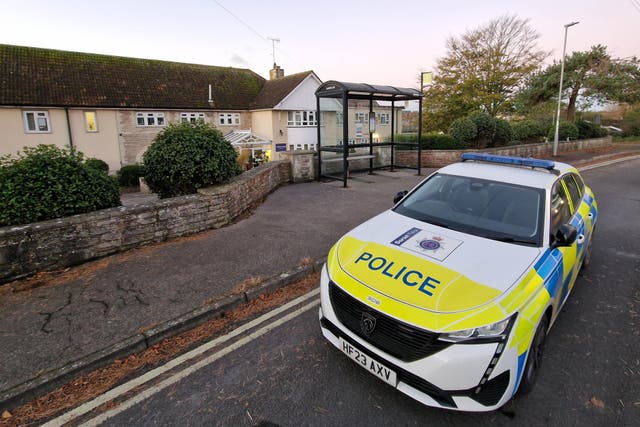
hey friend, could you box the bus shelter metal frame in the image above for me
[315,80,423,187]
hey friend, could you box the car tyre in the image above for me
[518,316,548,396]
[581,228,595,271]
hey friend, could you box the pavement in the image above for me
[1,142,640,410]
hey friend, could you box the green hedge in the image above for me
[85,158,109,173]
[117,164,145,187]
[0,145,120,226]
[449,117,478,147]
[511,120,547,144]
[547,121,579,141]
[468,112,496,148]
[575,120,608,139]
[392,133,469,150]
[491,119,513,147]
[143,122,241,198]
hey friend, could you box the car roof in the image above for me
[438,160,575,189]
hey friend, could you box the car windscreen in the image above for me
[393,173,545,246]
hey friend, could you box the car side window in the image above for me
[562,174,582,213]
[550,181,572,239]
[572,173,585,193]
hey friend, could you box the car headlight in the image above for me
[440,316,513,343]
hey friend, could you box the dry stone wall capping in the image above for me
[0,161,291,285]
[395,137,613,168]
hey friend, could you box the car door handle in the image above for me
[577,234,585,244]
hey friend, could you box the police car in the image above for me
[319,153,597,411]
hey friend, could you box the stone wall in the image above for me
[0,161,291,284]
[279,150,316,182]
[395,137,612,168]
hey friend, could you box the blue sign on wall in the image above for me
[276,143,287,152]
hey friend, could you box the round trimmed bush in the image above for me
[491,119,513,147]
[117,164,145,187]
[547,121,579,142]
[142,122,241,198]
[511,120,547,144]
[0,145,120,226]
[85,158,109,173]
[448,117,477,146]
[468,112,496,148]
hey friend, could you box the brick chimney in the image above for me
[269,63,284,80]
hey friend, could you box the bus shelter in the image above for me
[315,81,423,187]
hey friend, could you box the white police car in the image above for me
[319,153,597,411]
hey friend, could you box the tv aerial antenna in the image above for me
[268,37,280,64]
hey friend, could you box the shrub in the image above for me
[621,108,640,136]
[0,145,120,226]
[491,119,513,147]
[390,133,469,150]
[448,117,477,146]
[423,132,469,149]
[468,112,496,148]
[117,164,145,187]
[393,133,420,144]
[85,158,109,173]
[575,120,607,139]
[142,122,241,198]
[547,121,579,141]
[511,119,547,144]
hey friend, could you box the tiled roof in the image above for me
[0,44,267,110]
[252,71,315,109]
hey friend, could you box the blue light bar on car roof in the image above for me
[461,153,556,170]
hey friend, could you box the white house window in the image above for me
[336,112,343,125]
[84,111,98,132]
[379,112,390,125]
[136,112,165,127]
[293,143,316,150]
[219,113,240,126]
[287,111,317,127]
[23,111,51,133]
[181,112,205,124]
[354,112,369,124]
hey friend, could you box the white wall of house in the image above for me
[0,107,70,154]
[274,75,321,111]
[68,109,121,171]
[272,74,322,154]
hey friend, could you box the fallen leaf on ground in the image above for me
[2,410,11,419]
[590,397,605,409]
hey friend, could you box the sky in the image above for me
[1,0,639,89]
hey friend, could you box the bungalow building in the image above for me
[0,44,403,171]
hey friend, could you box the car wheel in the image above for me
[581,228,595,271]
[518,316,548,396]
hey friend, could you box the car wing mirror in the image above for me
[394,190,408,205]
[552,224,578,248]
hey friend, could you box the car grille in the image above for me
[320,317,456,408]
[329,282,450,362]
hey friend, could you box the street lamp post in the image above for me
[553,21,579,156]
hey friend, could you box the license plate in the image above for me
[338,337,397,386]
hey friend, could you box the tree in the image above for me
[517,45,640,122]
[423,15,547,131]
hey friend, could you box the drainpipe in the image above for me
[65,108,74,149]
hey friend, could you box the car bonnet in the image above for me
[333,210,542,314]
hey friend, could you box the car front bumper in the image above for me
[319,265,522,412]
